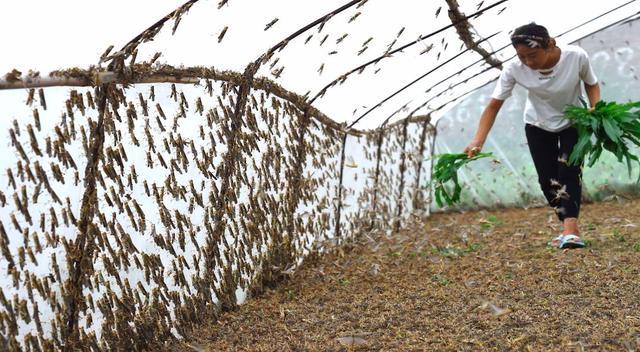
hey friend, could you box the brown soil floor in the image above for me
[170,197,640,351]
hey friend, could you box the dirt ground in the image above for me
[169,197,640,351]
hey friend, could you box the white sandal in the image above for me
[549,234,585,249]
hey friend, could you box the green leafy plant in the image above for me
[464,243,482,253]
[286,289,296,300]
[430,152,494,207]
[430,243,481,257]
[564,100,640,179]
[432,274,451,286]
[613,229,626,242]
[431,245,462,258]
[479,215,501,231]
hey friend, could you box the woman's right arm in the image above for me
[463,98,504,157]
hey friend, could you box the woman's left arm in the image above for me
[584,82,601,108]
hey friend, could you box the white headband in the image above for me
[510,34,547,48]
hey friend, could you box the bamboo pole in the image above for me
[369,130,384,230]
[412,119,432,211]
[0,72,198,90]
[334,132,349,242]
[0,66,370,136]
[393,119,410,232]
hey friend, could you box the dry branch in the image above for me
[0,65,406,137]
[445,0,503,69]
[308,0,508,105]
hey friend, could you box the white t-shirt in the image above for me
[491,44,598,132]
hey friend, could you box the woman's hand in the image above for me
[464,140,484,158]
[464,99,503,158]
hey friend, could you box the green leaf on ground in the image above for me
[432,274,451,286]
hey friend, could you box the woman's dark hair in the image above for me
[510,22,551,49]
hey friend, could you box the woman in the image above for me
[464,23,600,249]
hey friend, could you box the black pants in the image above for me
[525,124,582,221]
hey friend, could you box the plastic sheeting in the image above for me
[433,16,640,211]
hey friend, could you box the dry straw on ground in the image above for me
[170,197,640,351]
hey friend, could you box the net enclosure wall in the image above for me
[0,70,433,351]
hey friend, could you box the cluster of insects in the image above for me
[0,66,435,350]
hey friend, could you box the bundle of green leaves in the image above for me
[430,152,493,207]
[564,100,640,179]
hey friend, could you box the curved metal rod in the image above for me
[258,0,365,64]
[374,101,413,129]
[423,9,640,118]
[102,0,365,72]
[348,31,501,129]
[104,0,201,69]
[408,0,637,98]
[412,61,500,117]
[422,44,509,95]
[409,0,639,118]
[307,0,509,105]
[555,0,637,38]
